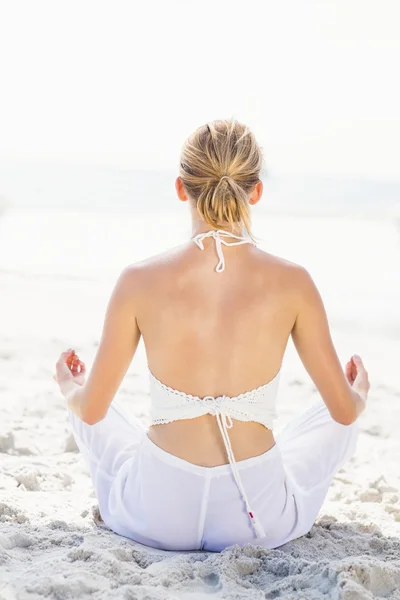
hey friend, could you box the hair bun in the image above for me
[179,118,262,239]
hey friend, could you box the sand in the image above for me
[1,267,400,600]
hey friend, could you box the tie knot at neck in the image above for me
[191,229,256,273]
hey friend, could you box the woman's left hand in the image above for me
[54,349,86,397]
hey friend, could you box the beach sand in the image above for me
[1,207,400,599]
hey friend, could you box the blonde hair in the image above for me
[179,119,263,239]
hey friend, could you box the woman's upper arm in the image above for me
[81,266,141,423]
[291,266,356,424]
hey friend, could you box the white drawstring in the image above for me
[192,230,256,273]
[204,395,266,539]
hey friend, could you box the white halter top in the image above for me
[148,229,280,539]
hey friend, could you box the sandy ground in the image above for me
[1,271,400,600]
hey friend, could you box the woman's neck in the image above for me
[190,221,246,239]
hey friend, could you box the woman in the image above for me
[54,119,369,552]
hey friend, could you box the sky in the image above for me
[0,0,399,179]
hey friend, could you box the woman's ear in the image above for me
[249,180,263,206]
[175,177,189,202]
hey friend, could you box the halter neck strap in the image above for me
[191,229,256,273]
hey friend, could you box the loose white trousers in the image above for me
[68,399,358,552]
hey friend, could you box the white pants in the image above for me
[68,398,358,552]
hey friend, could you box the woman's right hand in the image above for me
[345,355,370,400]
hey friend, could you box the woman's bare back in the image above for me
[133,237,300,466]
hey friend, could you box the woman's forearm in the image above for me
[65,384,103,424]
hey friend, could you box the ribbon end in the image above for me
[193,237,204,250]
[249,512,266,538]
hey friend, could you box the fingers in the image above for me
[346,355,370,394]
[68,350,85,375]
[55,349,85,381]
[71,361,85,375]
[350,357,358,382]
[352,354,366,370]
[56,349,74,366]
[345,360,353,384]
[352,354,370,395]
[352,354,368,376]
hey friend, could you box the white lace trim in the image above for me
[149,368,280,404]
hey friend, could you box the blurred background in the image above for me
[0,0,399,388]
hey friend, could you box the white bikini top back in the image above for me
[149,369,280,430]
[148,229,279,540]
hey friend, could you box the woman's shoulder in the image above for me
[118,243,191,284]
[249,250,320,306]
[253,248,311,281]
